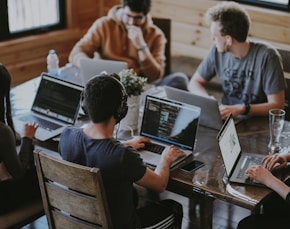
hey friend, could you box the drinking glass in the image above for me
[268,109,285,155]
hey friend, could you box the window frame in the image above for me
[0,0,66,41]
[232,0,290,11]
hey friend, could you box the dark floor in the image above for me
[20,56,252,229]
[20,189,251,229]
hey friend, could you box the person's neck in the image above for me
[230,40,250,59]
[83,119,115,139]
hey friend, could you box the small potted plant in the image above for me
[118,68,147,97]
[118,69,147,130]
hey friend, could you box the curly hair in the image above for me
[205,2,251,42]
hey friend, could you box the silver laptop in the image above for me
[217,114,269,186]
[138,95,201,170]
[165,86,223,130]
[13,73,83,141]
[79,58,128,86]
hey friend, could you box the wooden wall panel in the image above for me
[0,0,101,86]
[0,0,289,86]
[151,0,290,59]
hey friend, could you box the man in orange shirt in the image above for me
[69,0,188,90]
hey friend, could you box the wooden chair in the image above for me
[34,149,113,229]
[153,17,171,76]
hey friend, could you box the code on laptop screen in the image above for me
[140,96,201,150]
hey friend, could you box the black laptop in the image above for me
[13,73,83,141]
[138,95,201,170]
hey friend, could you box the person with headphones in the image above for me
[59,73,185,229]
[188,2,285,120]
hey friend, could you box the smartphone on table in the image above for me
[181,160,205,173]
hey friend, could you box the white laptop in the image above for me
[138,95,201,170]
[13,73,84,141]
[217,114,273,186]
[79,58,128,86]
[165,86,223,130]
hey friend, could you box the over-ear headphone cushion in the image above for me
[113,81,128,122]
[80,92,88,115]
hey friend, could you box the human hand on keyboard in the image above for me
[22,122,39,139]
[245,165,273,186]
[262,154,288,171]
[162,145,186,164]
[123,136,151,150]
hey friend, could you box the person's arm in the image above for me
[127,24,165,82]
[69,20,103,68]
[246,153,290,200]
[0,125,24,180]
[123,136,151,149]
[188,72,210,97]
[219,90,285,120]
[135,145,185,192]
[246,165,290,200]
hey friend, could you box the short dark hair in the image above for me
[122,0,151,15]
[0,64,15,135]
[82,73,127,123]
[205,2,251,42]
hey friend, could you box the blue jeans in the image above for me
[153,72,189,91]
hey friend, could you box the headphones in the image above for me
[81,75,128,123]
[111,76,128,123]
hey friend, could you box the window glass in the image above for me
[8,0,59,33]
[0,0,65,41]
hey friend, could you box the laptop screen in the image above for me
[31,74,83,124]
[140,95,201,150]
[217,115,241,176]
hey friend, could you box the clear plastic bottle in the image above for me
[47,49,59,76]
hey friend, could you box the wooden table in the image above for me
[11,76,290,229]
[167,117,290,229]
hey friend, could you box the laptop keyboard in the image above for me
[143,142,165,154]
[237,156,263,179]
[19,115,61,131]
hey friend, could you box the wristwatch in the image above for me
[137,44,147,51]
[243,102,250,115]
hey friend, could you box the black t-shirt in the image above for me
[59,127,147,229]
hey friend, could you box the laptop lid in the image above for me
[13,73,84,141]
[164,86,222,130]
[216,114,241,177]
[79,58,128,85]
[140,95,201,151]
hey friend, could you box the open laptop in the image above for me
[79,58,128,86]
[138,95,201,170]
[217,114,271,186]
[165,86,223,130]
[13,73,83,141]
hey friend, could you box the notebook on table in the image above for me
[13,73,84,141]
[164,86,223,131]
[79,58,128,86]
[138,95,201,170]
[216,114,276,186]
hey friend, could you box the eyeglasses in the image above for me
[125,13,145,22]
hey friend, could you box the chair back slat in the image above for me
[34,149,113,229]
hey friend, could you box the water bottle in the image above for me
[47,49,59,76]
